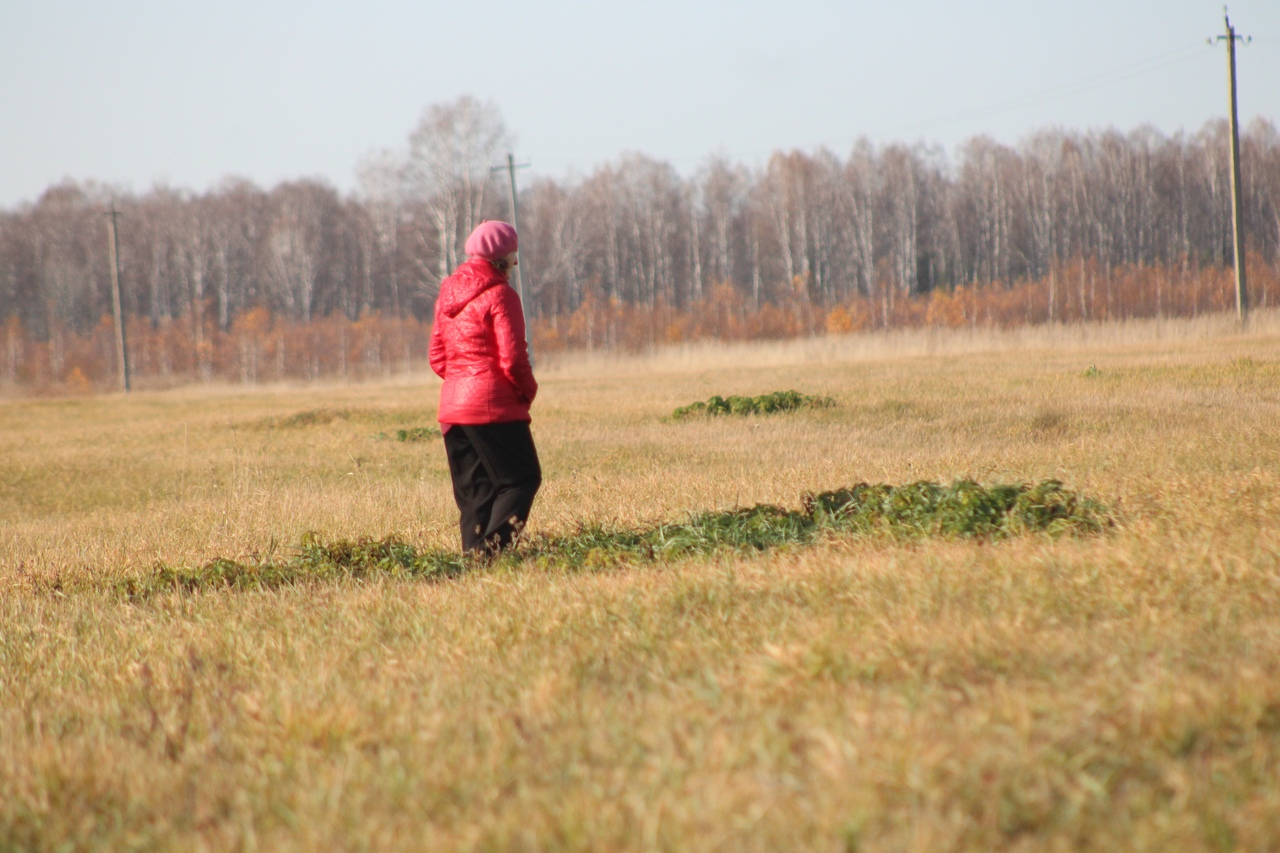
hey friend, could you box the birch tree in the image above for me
[403,97,512,292]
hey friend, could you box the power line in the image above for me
[491,154,533,363]
[102,204,131,392]
[1215,9,1250,325]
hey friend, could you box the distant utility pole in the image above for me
[493,153,533,361]
[1215,8,1251,326]
[102,204,131,392]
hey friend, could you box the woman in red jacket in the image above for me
[429,221,541,554]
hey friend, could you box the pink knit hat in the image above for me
[464,220,518,260]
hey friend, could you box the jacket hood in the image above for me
[437,258,506,319]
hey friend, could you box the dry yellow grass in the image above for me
[2,313,1280,850]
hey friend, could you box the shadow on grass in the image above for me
[114,480,1113,599]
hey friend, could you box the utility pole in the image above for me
[103,204,131,392]
[493,153,533,361]
[1215,8,1251,326]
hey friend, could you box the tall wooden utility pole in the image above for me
[103,204,131,391]
[1216,9,1250,325]
[493,153,533,361]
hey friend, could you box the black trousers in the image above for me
[443,421,542,554]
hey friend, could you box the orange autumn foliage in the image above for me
[2,257,1275,395]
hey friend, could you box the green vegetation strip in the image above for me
[118,480,1111,598]
[671,390,835,419]
[373,426,441,442]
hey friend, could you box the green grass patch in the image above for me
[115,534,468,597]
[671,390,836,419]
[117,480,1112,598]
[372,426,441,442]
[804,478,1111,539]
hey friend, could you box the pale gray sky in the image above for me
[2,0,1278,208]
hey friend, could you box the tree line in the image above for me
[1,97,1278,387]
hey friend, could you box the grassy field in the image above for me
[2,314,1279,851]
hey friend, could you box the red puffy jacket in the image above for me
[429,258,537,426]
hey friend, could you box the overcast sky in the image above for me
[2,0,1278,209]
